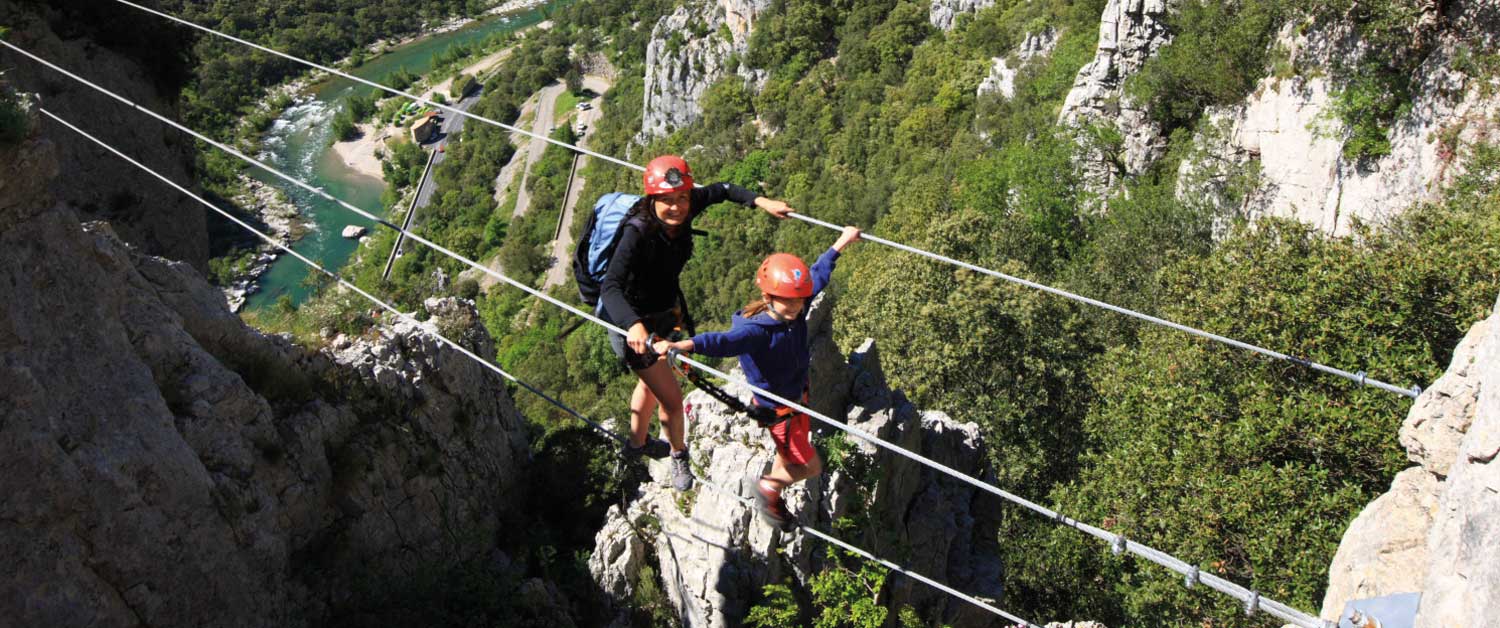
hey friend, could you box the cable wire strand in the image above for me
[39,105,1035,627]
[98,0,1419,399]
[13,42,1331,628]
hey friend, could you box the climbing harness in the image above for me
[662,346,788,428]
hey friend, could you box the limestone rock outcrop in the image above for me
[978,28,1060,101]
[641,0,771,138]
[929,0,996,31]
[1057,0,1175,193]
[1320,294,1500,625]
[589,293,1004,627]
[1178,1,1500,235]
[0,127,531,626]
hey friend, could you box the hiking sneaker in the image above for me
[755,478,794,531]
[670,449,694,491]
[622,437,670,460]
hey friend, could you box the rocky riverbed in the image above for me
[222,175,309,312]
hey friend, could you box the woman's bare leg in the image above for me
[636,360,686,452]
[628,378,658,447]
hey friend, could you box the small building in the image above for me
[410,116,437,143]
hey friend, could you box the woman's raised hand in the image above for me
[756,197,794,219]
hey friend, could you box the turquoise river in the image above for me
[245,6,550,310]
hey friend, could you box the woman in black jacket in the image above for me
[600,154,792,491]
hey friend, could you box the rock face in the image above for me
[589,293,1004,627]
[929,0,996,31]
[1057,0,1175,193]
[1179,1,1500,235]
[641,0,772,138]
[0,5,209,270]
[0,128,532,626]
[1320,294,1500,626]
[978,28,1060,101]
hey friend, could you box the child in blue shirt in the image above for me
[655,226,861,527]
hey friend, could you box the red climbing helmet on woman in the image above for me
[643,154,694,195]
[756,253,813,298]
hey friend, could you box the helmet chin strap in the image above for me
[765,300,792,323]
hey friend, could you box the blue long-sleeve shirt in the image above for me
[689,248,840,410]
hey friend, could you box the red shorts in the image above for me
[767,411,815,467]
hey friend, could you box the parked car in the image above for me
[576,102,592,111]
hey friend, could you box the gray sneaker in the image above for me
[670,450,694,491]
[623,437,670,460]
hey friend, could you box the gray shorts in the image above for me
[601,306,680,371]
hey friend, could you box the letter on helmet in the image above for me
[643,155,695,195]
[757,253,813,298]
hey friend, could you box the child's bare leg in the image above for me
[764,451,823,489]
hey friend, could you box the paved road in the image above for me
[382,90,482,280]
[541,75,610,289]
[509,81,567,219]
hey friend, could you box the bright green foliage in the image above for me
[1127,0,1291,133]
[162,0,480,132]
[746,549,907,628]
[1318,0,1438,161]
[1331,62,1412,161]
[1037,182,1500,625]
[745,585,801,627]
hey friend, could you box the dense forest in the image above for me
[455,1,1497,626]
[81,0,1500,625]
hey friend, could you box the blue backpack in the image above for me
[573,192,643,306]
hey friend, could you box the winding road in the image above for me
[478,74,611,292]
[381,89,483,280]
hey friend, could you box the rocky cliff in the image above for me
[588,293,1006,627]
[641,0,771,139]
[0,115,535,626]
[1057,0,1174,193]
[929,0,996,31]
[0,3,209,269]
[977,28,1059,101]
[1179,0,1500,235]
[1321,294,1500,626]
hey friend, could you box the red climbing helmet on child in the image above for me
[643,155,694,195]
[756,253,813,298]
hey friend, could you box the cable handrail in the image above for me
[39,104,1035,627]
[8,40,1332,628]
[101,0,1422,398]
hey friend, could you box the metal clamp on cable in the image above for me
[1356,371,1367,386]
[1184,566,1200,589]
[1244,591,1260,616]
[1111,535,1127,556]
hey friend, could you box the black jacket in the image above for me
[600,182,759,328]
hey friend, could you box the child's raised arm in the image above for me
[832,226,861,252]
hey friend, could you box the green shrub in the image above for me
[1127,0,1290,133]
[1026,183,1500,626]
[1331,62,1411,161]
[0,80,29,146]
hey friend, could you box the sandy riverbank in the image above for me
[330,122,393,181]
[330,33,531,183]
